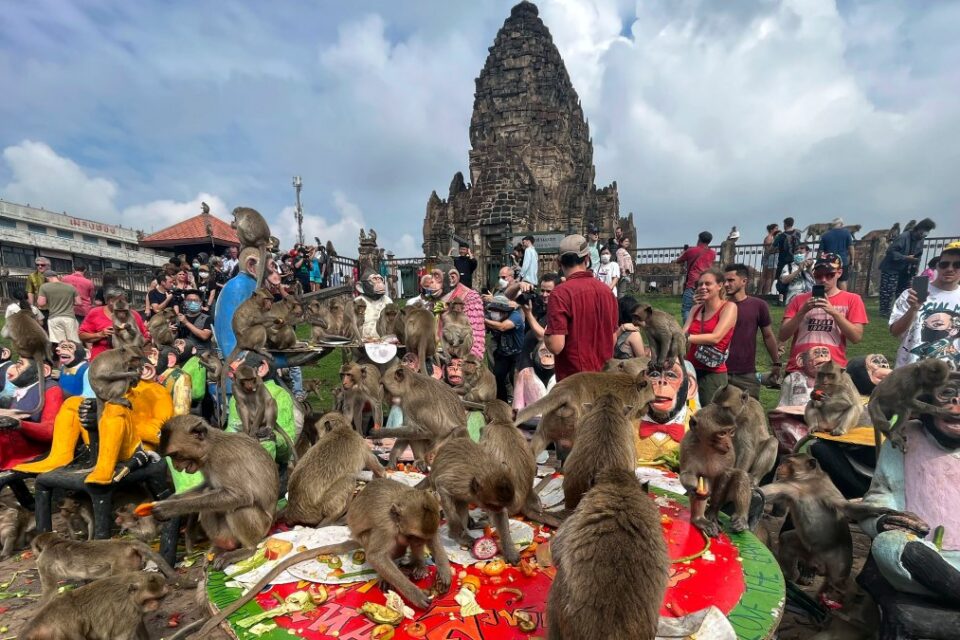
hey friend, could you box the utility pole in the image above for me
[292,175,304,246]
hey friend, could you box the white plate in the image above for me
[223,527,352,586]
[439,517,536,566]
[356,470,426,487]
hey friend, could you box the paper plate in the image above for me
[223,527,351,586]
[285,533,378,585]
[356,469,426,487]
[439,517,536,565]
[364,341,398,363]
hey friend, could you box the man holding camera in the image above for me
[778,253,867,373]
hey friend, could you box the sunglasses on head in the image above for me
[938,260,960,270]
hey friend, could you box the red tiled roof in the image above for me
[139,213,239,247]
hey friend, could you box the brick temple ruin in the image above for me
[422,0,635,285]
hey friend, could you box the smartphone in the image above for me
[812,284,825,299]
[912,275,929,303]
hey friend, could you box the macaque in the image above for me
[88,345,144,410]
[230,288,274,360]
[230,364,296,458]
[146,307,176,346]
[421,436,519,563]
[562,393,637,510]
[22,572,171,640]
[761,454,898,601]
[679,406,751,536]
[548,468,667,640]
[5,298,52,414]
[402,304,437,375]
[843,224,862,237]
[279,412,385,526]
[632,304,685,367]
[336,362,383,434]
[58,494,93,541]
[805,361,862,436]
[441,297,473,359]
[457,354,497,404]
[516,370,654,460]
[110,297,145,349]
[867,359,954,450]
[31,532,177,600]
[376,302,401,340]
[231,206,272,286]
[353,297,367,337]
[379,364,467,470]
[711,385,778,484]
[0,503,34,559]
[319,295,359,340]
[304,299,330,344]
[115,503,158,543]
[184,479,452,638]
[153,415,279,569]
[603,355,651,377]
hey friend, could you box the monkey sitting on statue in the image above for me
[804,361,862,436]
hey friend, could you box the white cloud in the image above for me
[2,140,118,218]
[122,193,230,234]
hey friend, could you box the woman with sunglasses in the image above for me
[682,268,738,406]
[890,242,960,369]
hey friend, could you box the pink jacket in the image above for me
[444,284,486,359]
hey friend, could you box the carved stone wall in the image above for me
[423,1,633,283]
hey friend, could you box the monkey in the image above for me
[179,479,452,639]
[88,345,144,410]
[5,297,53,414]
[0,502,35,559]
[109,296,145,349]
[31,532,178,600]
[547,467,667,640]
[678,406,751,536]
[304,298,330,344]
[711,384,778,484]
[603,355,651,377]
[146,307,176,346]
[230,364,297,461]
[631,304,685,366]
[230,288,275,360]
[402,304,437,375]
[115,504,158,543]
[760,454,900,601]
[902,218,917,233]
[867,359,954,450]
[805,361,863,436]
[266,315,298,350]
[440,297,473,359]
[353,296,368,337]
[419,436,520,563]
[561,393,637,511]
[515,370,654,460]
[231,206,272,287]
[279,412,386,526]
[480,400,560,527]
[456,353,497,404]
[378,364,467,470]
[335,361,383,434]
[153,415,279,569]
[58,494,93,541]
[197,348,222,381]
[323,295,360,340]
[376,302,401,340]
[843,224,862,238]
[23,571,171,640]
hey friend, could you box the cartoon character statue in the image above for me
[635,359,700,467]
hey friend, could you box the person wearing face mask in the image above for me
[176,290,213,353]
[484,267,516,303]
[778,243,815,305]
[405,274,441,310]
[512,341,556,423]
[879,217,937,317]
[0,356,64,470]
[595,246,621,297]
[484,295,525,402]
[195,264,216,312]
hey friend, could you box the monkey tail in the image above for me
[191,541,361,639]
[130,540,178,580]
[513,394,566,427]
[418,341,428,376]
[274,423,298,466]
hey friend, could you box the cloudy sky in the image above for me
[1,0,957,257]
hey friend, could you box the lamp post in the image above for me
[292,175,304,246]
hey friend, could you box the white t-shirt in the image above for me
[889,284,960,369]
[596,260,621,297]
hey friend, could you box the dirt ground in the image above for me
[1,494,876,639]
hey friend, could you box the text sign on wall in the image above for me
[510,232,565,253]
[69,217,118,236]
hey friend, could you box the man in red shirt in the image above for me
[545,234,618,381]
[79,287,150,360]
[676,231,716,323]
[62,264,95,322]
[779,253,867,372]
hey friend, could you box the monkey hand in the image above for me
[256,427,274,440]
[433,564,452,595]
[877,512,930,537]
[728,515,748,533]
[410,588,433,610]
[692,516,720,538]
[150,501,175,523]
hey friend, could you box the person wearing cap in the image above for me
[37,270,81,343]
[879,218,937,317]
[818,218,856,291]
[485,294,526,401]
[519,235,539,285]
[778,253,867,374]
[889,241,960,369]
[544,234,618,381]
[79,288,150,361]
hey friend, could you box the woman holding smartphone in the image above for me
[779,243,815,305]
[683,268,738,406]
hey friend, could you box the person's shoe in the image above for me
[294,391,308,403]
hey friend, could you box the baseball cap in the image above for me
[814,253,842,271]
[558,234,590,258]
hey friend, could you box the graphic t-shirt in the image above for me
[595,261,620,297]
[889,285,960,369]
[784,290,868,372]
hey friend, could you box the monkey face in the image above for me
[445,359,464,386]
[136,573,171,610]
[391,492,441,540]
[710,427,734,454]
[472,475,515,511]
[159,416,208,474]
[775,454,818,481]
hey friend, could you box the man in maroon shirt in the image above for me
[677,231,716,323]
[545,234,618,381]
[723,263,781,398]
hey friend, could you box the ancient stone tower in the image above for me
[422,0,633,284]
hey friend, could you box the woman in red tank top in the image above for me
[683,268,739,406]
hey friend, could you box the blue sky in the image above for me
[2,0,958,257]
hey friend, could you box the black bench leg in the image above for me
[9,479,35,510]
[35,484,54,533]
[89,489,113,539]
[160,517,180,568]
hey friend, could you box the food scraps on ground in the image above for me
[405,622,427,638]
[454,585,485,617]
[264,537,294,561]
[481,559,506,576]
[461,575,481,593]
[515,610,537,632]
[370,624,395,639]
[472,536,498,560]
[307,584,328,605]
[360,602,404,626]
